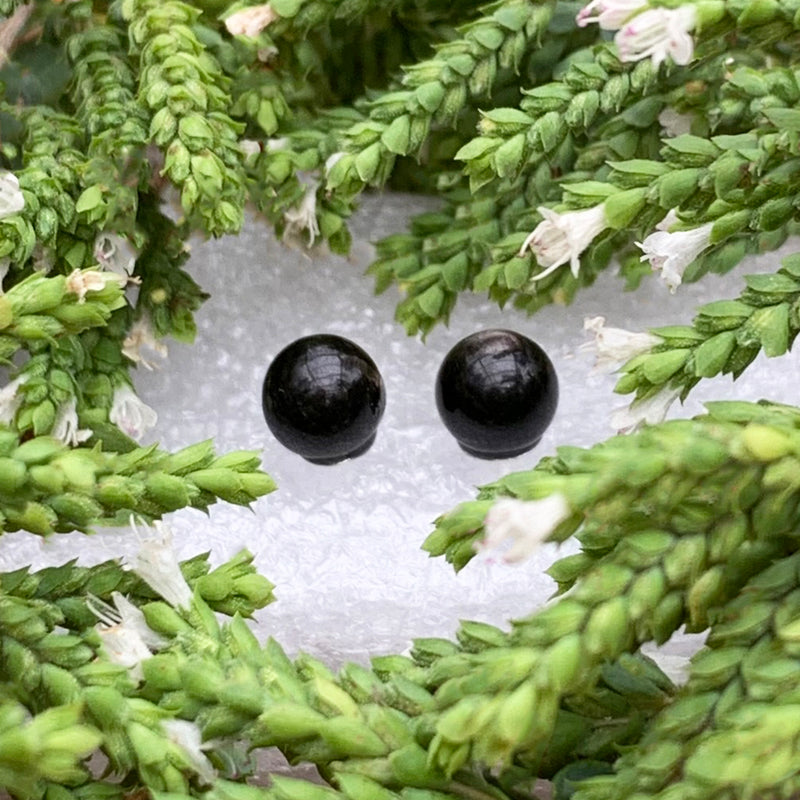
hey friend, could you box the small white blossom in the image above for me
[128,517,193,610]
[477,494,572,564]
[0,257,10,293]
[89,592,164,681]
[224,4,278,37]
[264,137,290,152]
[0,171,24,220]
[109,385,158,441]
[580,316,662,373]
[0,375,29,426]
[576,0,647,29]
[655,208,680,232]
[610,386,681,433]
[122,316,168,370]
[637,221,714,292]
[66,269,126,304]
[519,205,608,281]
[94,232,137,277]
[239,139,262,160]
[162,720,216,784]
[658,107,694,138]
[283,180,320,246]
[325,151,346,172]
[615,6,697,67]
[52,398,92,446]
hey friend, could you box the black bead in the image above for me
[262,334,386,465]
[435,329,558,459]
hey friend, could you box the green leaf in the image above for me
[416,284,445,318]
[415,82,445,113]
[75,186,104,214]
[454,136,497,161]
[503,258,529,289]
[744,303,790,357]
[640,349,690,383]
[380,115,411,155]
[692,330,737,377]
[269,0,302,15]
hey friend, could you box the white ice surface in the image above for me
[3,192,800,668]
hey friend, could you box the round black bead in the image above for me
[262,334,386,465]
[435,329,558,459]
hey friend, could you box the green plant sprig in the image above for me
[0,432,275,534]
[323,0,555,203]
[121,0,247,236]
[572,548,800,800]
[613,251,800,406]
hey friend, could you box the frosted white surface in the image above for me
[3,192,800,668]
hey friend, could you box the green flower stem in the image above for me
[0,271,126,366]
[0,431,275,534]
[573,550,800,800]
[614,252,800,405]
[0,549,274,628]
[324,0,555,203]
[0,106,86,271]
[67,24,149,235]
[122,0,247,235]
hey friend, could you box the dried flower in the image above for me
[127,517,193,609]
[122,316,168,370]
[0,171,24,219]
[658,107,694,137]
[615,6,697,67]
[0,375,29,425]
[610,386,681,432]
[162,720,216,784]
[65,269,126,303]
[89,592,164,681]
[576,0,647,29]
[519,205,608,281]
[109,385,158,441]
[637,222,714,292]
[478,494,571,563]
[580,316,662,373]
[224,4,278,37]
[283,180,320,246]
[52,398,92,446]
[94,232,137,277]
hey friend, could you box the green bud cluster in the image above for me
[574,549,800,799]
[0,107,87,271]
[614,252,800,406]
[0,432,274,534]
[121,0,247,235]
[324,0,555,203]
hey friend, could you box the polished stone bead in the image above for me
[435,329,558,458]
[262,334,385,464]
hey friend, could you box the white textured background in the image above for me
[3,193,799,668]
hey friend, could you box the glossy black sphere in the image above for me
[262,334,385,464]
[435,329,558,459]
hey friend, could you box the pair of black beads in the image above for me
[261,330,558,464]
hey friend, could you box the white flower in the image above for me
[127,517,193,610]
[239,139,262,160]
[66,269,126,304]
[477,494,572,564]
[0,257,10,294]
[122,316,168,370]
[0,171,24,219]
[224,4,278,37]
[576,0,647,29]
[325,151,345,172]
[94,232,137,277]
[518,205,608,281]
[0,375,29,426]
[109,384,158,441]
[580,316,662,373]
[637,221,714,292]
[655,208,680,232]
[52,398,92,446]
[88,592,165,681]
[162,720,216,784]
[283,180,320,247]
[610,386,681,433]
[658,107,694,138]
[615,6,697,67]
